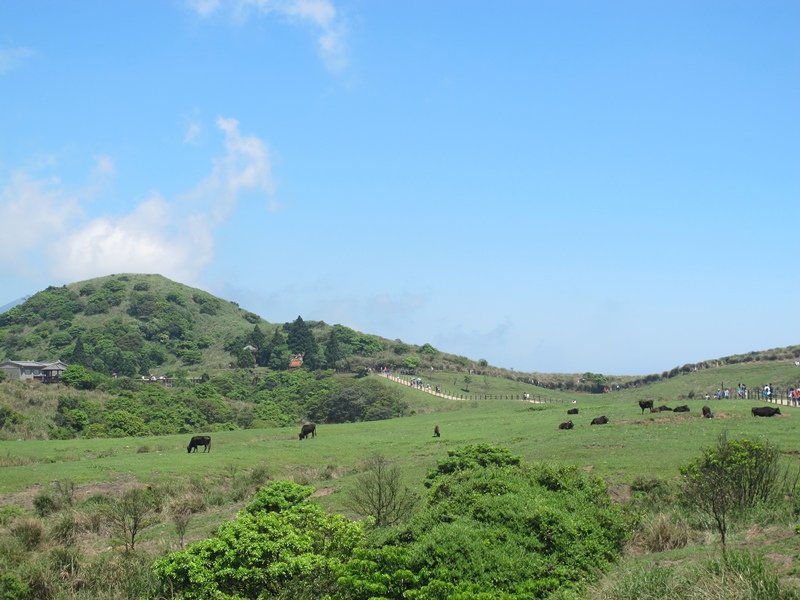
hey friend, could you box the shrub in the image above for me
[33,492,58,517]
[388,446,628,597]
[630,512,691,553]
[11,518,45,550]
[153,486,365,599]
[102,487,161,551]
[347,454,418,526]
[60,364,98,390]
[680,434,793,547]
[49,511,79,545]
[245,481,314,514]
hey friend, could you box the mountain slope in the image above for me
[0,274,273,375]
[0,273,463,378]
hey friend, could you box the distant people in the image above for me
[434,425,440,437]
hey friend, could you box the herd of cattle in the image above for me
[186,398,788,451]
[557,399,784,431]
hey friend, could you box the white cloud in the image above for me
[186,0,221,17]
[0,46,34,74]
[188,0,347,71]
[0,118,275,286]
[92,155,116,178]
[0,172,82,270]
[184,120,202,144]
[54,194,214,283]
[187,116,276,219]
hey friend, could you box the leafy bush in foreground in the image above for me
[153,481,364,599]
[343,445,628,599]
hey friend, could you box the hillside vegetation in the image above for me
[1,273,800,598]
[4,273,798,392]
[0,273,494,379]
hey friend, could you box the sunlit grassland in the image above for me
[2,365,798,521]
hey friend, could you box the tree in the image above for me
[248,324,267,365]
[463,374,472,392]
[325,327,345,370]
[103,487,160,551]
[582,372,608,393]
[61,364,97,390]
[236,346,255,368]
[419,343,438,356]
[314,378,407,424]
[347,454,418,526]
[680,434,786,549]
[285,316,320,369]
[402,355,420,371]
[263,328,290,370]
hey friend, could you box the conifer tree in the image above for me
[285,316,319,369]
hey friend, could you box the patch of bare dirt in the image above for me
[607,484,632,504]
[0,476,140,511]
[765,553,794,571]
[311,487,335,498]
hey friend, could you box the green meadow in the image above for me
[2,362,800,598]
[2,363,798,512]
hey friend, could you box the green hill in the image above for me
[0,273,505,379]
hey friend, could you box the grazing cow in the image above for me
[567,408,579,415]
[434,425,441,437]
[702,405,713,418]
[656,405,673,412]
[299,422,317,440]
[590,416,609,425]
[187,435,211,453]
[638,399,654,414]
[559,420,574,430]
[673,405,690,413]
[752,406,781,417]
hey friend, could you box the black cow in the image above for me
[567,408,579,415]
[638,399,654,414]
[752,406,781,417]
[673,405,690,413]
[590,416,609,425]
[702,405,713,418]
[656,405,673,412]
[299,422,317,440]
[187,435,211,453]
[559,420,574,430]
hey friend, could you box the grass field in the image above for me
[2,364,798,515]
[2,363,800,598]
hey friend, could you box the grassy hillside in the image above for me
[0,274,266,373]
[1,366,799,598]
[0,273,509,379]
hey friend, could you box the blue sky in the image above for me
[1,1,798,375]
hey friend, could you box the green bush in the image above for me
[33,492,58,517]
[245,481,314,514]
[680,434,794,546]
[369,446,629,598]
[154,483,364,599]
[60,364,98,390]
